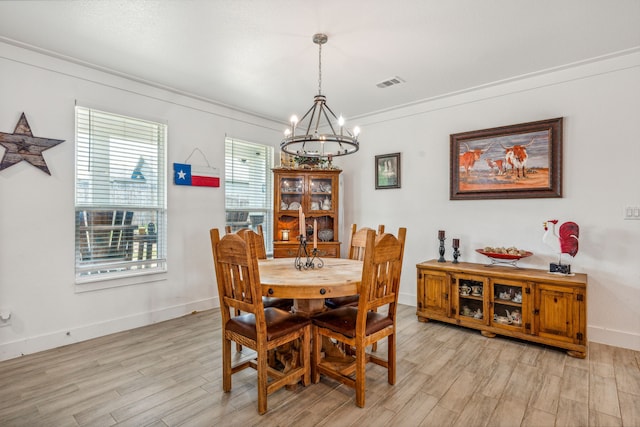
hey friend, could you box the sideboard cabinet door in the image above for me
[417,269,449,320]
[533,283,585,346]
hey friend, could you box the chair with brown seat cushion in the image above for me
[312,227,406,408]
[224,225,293,353]
[210,228,311,414]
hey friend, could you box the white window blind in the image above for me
[75,106,167,281]
[224,137,274,253]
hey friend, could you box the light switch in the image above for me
[624,206,640,220]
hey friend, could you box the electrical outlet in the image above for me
[0,309,11,327]
[624,206,640,220]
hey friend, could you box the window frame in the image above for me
[74,106,167,284]
[224,137,274,254]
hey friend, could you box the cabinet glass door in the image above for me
[309,177,333,211]
[457,276,486,323]
[492,279,525,330]
[279,177,303,211]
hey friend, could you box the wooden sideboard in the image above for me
[416,260,588,358]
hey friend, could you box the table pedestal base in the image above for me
[275,298,354,388]
[292,299,326,317]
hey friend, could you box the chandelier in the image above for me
[280,33,360,159]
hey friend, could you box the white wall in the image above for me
[1,41,638,360]
[0,42,282,360]
[337,51,640,351]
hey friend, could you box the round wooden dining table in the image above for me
[258,257,362,317]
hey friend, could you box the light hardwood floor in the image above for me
[1,304,639,426]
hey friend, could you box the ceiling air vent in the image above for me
[376,76,405,88]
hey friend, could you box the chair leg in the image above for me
[235,308,242,352]
[311,326,322,384]
[371,307,378,352]
[355,343,367,408]
[301,325,311,386]
[223,338,232,392]
[257,348,269,415]
[388,333,396,385]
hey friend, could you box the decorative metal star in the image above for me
[0,112,65,175]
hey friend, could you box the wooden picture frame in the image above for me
[375,152,401,189]
[450,117,562,200]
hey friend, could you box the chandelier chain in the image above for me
[318,42,322,95]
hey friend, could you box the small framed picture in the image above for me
[375,152,401,189]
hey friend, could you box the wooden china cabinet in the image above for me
[416,260,588,358]
[272,167,341,258]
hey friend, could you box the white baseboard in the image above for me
[398,292,416,307]
[0,298,219,362]
[588,325,640,352]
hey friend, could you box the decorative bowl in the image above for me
[288,201,301,210]
[318,229,334,242]
[476,249,533,260]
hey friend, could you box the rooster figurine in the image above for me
[543,219,579,274]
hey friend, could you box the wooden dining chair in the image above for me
[325,224,387,351]
[324,224,385,310]
[348,223,385,260]
[224,225,293,353]
[312,227,406,408]
[226,226,293,305]
[226,224,267,259]
[210,228,311,414]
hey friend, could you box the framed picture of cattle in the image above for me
[449,117,563,200]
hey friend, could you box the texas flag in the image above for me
[173,163,220,187]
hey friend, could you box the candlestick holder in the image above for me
[294,235,324,270]
[452,247,460,264]
[438,237,446,262]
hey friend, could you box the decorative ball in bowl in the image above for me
[317,229,334,242]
